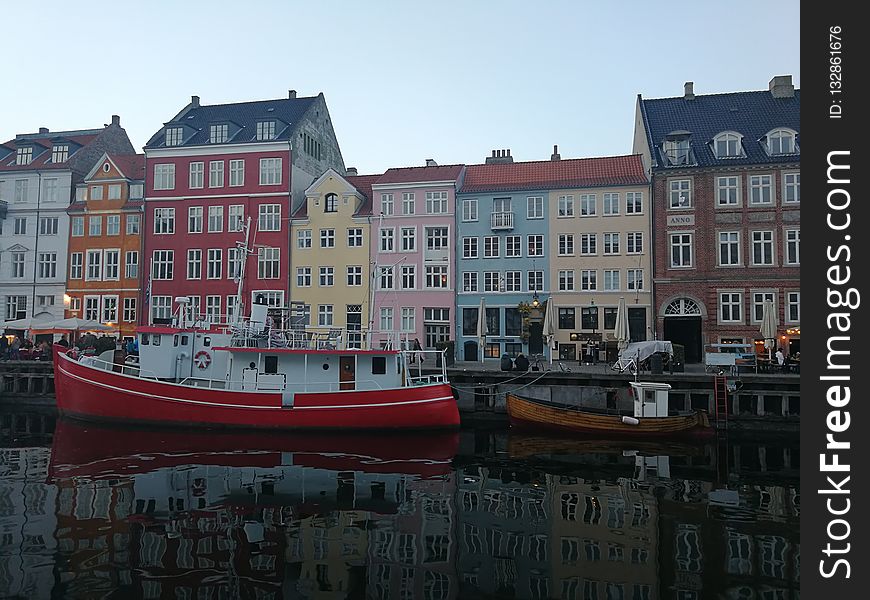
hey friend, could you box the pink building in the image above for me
[369,162,465,350]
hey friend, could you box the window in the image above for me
[11,252,26,278]
[188,206,203,233]
[580,194,596,216]
[528,235,544,257]
[581,307,599,330]
[603,270,619,291]
[783,172,800,203]
[13,217,26,235]
[319,305,334,327]
[380,307,394,331]
[90,185,105,201]
[484,272,500,292]
[106,215,120,235]
[402,192,415,215]
[258,204,281,231]
[102,296,118,322]
[528,271,544,292]
[426,265,448,288]
[716,176,739,206]
[558,234,574,256]
[208,206,224,232]
[51,144,69,163]
[104,250,120,280]
[719,231,741,265]
[527,196,544,219]
[401,265,416,289]
[558,195,574,217]
[227,248,242,280]
[126,214,140,235]
[151,296,172,322]
[85,249,102,280]
[259,158,282,185]
[626,192,643,214]
[766,128,797,155]
[205,296,221,322]
[89,216,102,236]
[400,227,415,251]
[152,250,174,280]
[296,267,311,287]
[229,159,245,186]
[187,249,202,279]
[347,265,362,286]
[558,308,575,329]
[153,164,175,190]
[462,198,478,222]
[484,236,499,258]
[603,232,620,255]
[228,205,244,231]
[669,179,692,208]
[787,291,800,323]
[603,193,619,215]
[505,236,521,257]
[462,272,478,292]
[347,228,363,247]
[381,193,394,215]
[129,183,144,199]
[627,269,643,291]
[41,178,59,203]
[125,251,138,279]
[627,232,643,254]
[504,271,521,292]
[123,298,137,322]
[670,233,693,267]
[379,228,394,252]
[69,253,83,279]
[37,252,57,279]
[580,270,597,291]
[749,175,773,205]
[16,147,33,165]
[396,307,415,333]
[319,266,334,286]
[297,229,312,249]
[720,292,742,322]
[207,249,222,279]
[426,227,448,250]
[165,127,183,146]
[209,161,224,188]
[462,308,479,336]
[752,292,776,322]
[785,229,800,265]
[83,296,100,321]
[664,137,691,165]
[256,121,276,141]
[39,217,59,235]
[72,216,84,236]
[14,179,29,202]
[580,233,597,255]
[153,208,175,234]
[559,270,575,291]
[751,230,774,265]
[426,191,448,214]
[189,162,204,189]
[258,247,279,279]
[713,132,744,158]
[209,124,228,144]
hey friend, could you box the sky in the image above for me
[2,1,800,174]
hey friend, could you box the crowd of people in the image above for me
[0,333,137,361]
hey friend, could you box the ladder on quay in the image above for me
[713,374,730,483]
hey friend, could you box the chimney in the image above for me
[551,144,561,161]
[111,115,120,126]
[485,149,514,164]
[38,127,49,134]
[191,95,200,108]
[288,89,297,99]
[769,75,795,98]
[425,158,438,167]
[684,81,695,100]
[345,167,358,176]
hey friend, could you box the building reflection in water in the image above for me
[0,413,799,599]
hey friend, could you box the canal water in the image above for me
[1,410,798,599]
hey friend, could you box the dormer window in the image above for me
[764,128,798,155]
[663,133,692,166]
[256,121,276,141]
[165,127,184,147]
[325,193,338,213]
[16,147,33,166]
[713,132,744,159]
[52,144,69,163]
[209,124,228,144]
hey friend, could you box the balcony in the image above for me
[491,211,514,230]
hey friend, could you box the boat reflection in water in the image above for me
[1,413,799,599]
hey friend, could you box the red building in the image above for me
[142,92,345,324]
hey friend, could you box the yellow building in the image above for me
[289,169,376,344]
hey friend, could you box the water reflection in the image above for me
[0,412,799,599]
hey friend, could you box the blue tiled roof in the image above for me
[640,89,800,169]
[144,96,318,149]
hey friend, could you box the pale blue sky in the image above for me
[3,0,800,174]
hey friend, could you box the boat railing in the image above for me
[227,324,421,353]
[72,352,160,380]
[400,349,448,385]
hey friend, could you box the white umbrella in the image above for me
[759,300,778,360]
[542,297,556,364]
[476,297,488,362]
[41,317,115,332]
[614,297,631,353]
[1,316,55,331]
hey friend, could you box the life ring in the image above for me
[194,350,211,369]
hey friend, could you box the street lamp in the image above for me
[531,291,540,309]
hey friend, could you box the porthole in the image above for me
[322,363,330,371]
[103,162,110,172]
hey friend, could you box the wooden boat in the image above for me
[507,433,707,459]
[506,381,712,437]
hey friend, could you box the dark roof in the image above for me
[144,96,318,149]
[108,153,145,181]
[460,155,647,194]
[0,130,102,172]
[640,89,801,169]
[375,164,464,185]
[291,172,382,219]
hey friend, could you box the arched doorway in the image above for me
[463,340,479,362]
[662,298,703,363]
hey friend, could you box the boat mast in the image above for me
[233,216,253,323]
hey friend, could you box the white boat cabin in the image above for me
[629,381,671,418]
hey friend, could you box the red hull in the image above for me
[53,346,459,430]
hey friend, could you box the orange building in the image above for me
[66,153,145,341]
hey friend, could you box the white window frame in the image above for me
[603,192,620,216]
[558,234,574,256]
[713,132,744,159]
[208,205,224,233]
[765,128,798,156]
[527,235,544,257]
[580,270,597,291]
[151,249,174,280]
[209,161,225,188]
[402,192,415,215]
[380,193,394,216]
[296,266,312,287]
[786,291,800,324]
[505,236,521,258]
[400,227,416,252]
[749,174,773,206]
[401,265,416,290]
[123,298,137,322]
[580,233,597,256]
[505,271,521,292]
[603,232,620,255]
[229,159,245,187]
[669,179,692,209]
[258,204,281,232]
[558,195,574,217]
[209,124,228,144]
[126,214,140,235]
[106,215,120,236]
[207,249,222,279]
[785,228,800,265]
[527,196,544,219]
[189,162,204,189]
[751,230,775,266]
[559,270,575,291]
[347,265,363,286]
[187,249,202,280]
[425,191,448,214]
[669,232,693,268]
[716,175,740,206]
[85,249,102,281]
[627,269,643,291]
[462,272,478,292]
[257,247,280,279]
[72,216,84,237]
[379,228,395,252]
[319,266,335,287]
[718,231,741,266]
[188,206,203,234]
[70,252,83,279]
[319,305,334,327]
[719,291,743,323]
[783,172,800,204]
[259,158,282,185]
[125,251,138,279]
[89,216,102,236]
[104,249,120,281]
[153,207,175,234]
[153,164,175,190]
[462,198,478,222]
[484,236,499,258]
[297,229,312,249]
[625,192,643,214]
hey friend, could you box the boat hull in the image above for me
[53,347,459,431]
[506,393,712,437]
